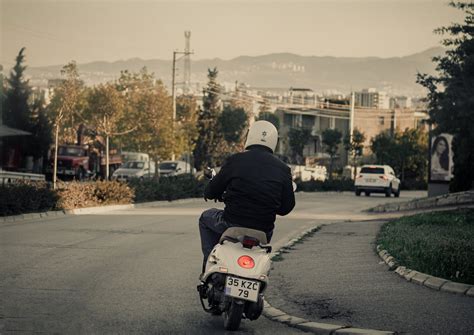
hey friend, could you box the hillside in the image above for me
[27,47,444,95]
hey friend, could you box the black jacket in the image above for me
[204,146,295,233]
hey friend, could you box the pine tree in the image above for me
[4,48,32,131]
[193,68,223,170]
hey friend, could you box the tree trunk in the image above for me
[105,133,109,180]
[329,156,334,181]
[53,123,59,190]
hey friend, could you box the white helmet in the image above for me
[244,120,278,153]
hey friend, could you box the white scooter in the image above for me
[197,226,272,330]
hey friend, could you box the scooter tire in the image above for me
[223,299,244,331]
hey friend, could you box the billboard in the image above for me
[429,133,453,182]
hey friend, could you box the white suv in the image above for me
[354,165,400,197]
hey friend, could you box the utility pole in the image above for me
[184,31,191,94]
[349,91,356,179]
[171,48,193,161]
[349,91,355,141]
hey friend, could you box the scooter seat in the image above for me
[219,227,268,245]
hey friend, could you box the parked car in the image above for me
[158,160,195,177]
[112,160,156,181]
[354,165,400,197]
[121,151,149,163]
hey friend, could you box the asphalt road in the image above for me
[0,191,424,334]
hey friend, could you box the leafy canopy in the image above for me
[417,1,474,191]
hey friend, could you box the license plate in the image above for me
[225,276,260,302]
[366,178,376,183]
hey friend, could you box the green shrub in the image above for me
[0,181,58,216]
[400,178,427,190]
[129,175,205,202]
[377,209,474,285]
[296,178,354,192]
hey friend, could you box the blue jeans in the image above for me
[198,208,273,272]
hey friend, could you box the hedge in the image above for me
[128,175,206,202]
[1,180,134,216]
[0,181,58,216]
[296,178,355,192]
[56,181,134,209]
[0,176,205,216]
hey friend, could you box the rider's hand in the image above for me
[204,167,216,180]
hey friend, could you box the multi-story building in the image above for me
[390,96,412,109]
[274,107,349,167]
[274,104,428,167]
[354,88,390,109]
[283,87,316,106]
[353,108,428,148]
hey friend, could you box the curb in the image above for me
[376,245,473,297]
[0,198,202,223]
[367,190,474,213]
[263,224,396,335]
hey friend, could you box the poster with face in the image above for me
[430,133,453,182]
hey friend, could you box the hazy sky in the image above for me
[0,0,465,68]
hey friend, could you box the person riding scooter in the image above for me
[198,120,295,275]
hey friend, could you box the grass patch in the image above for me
[377,209,474,285]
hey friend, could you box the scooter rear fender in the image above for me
[203,241,271,284]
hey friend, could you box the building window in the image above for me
[378,116,385,125]
[284,114,293,127]
[302,115,315,129]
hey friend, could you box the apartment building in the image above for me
[354,88,390,109]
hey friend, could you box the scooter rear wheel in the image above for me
[223,299,244,331]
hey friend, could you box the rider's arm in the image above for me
[276,171,295,216]
[204,158,233,200]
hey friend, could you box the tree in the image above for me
[218,106,248,148]
[288,128,311,164]
[256,111,280,130]
[115,68,174,164]
[84,83,130,179]
[370,131,397,166]
[47,61,85,189]
[322,128,342,180]
[3,48,31,131]
[417,1,474,191]
[371,128,428,182]
[176,95,199,164]
[29,95,52,172]
[344,128,366,179]
[193,68,223,170]
[47,61,85,144]
[1,65,6,122]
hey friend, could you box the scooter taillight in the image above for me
[237,255,255,269]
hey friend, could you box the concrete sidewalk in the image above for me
[266,220,474,335]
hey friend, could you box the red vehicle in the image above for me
[47,144,122,181]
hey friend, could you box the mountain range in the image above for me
[27,47,444,96]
